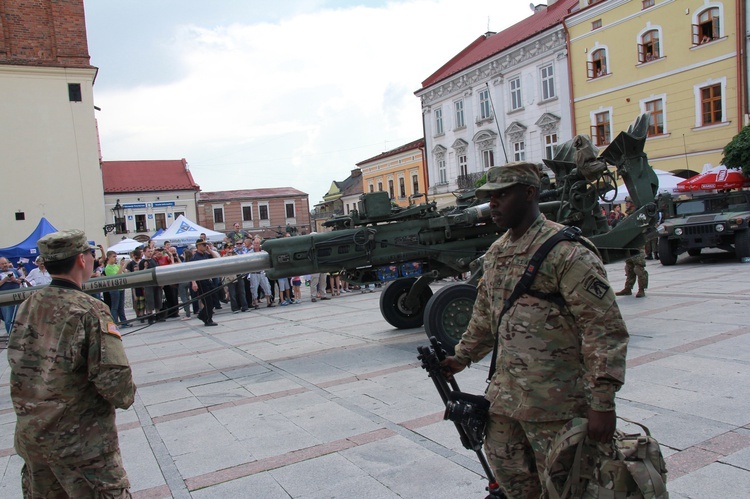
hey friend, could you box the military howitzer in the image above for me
[1,115,660,354]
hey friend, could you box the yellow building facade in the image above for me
[566,0,745,177]
[357,139,427,208]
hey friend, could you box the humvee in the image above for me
[657,190,750,264]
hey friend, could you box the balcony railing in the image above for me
[456,172,484,190]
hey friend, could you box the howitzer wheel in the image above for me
[380,278,433,329]
[424,283,477,355]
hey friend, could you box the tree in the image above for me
[721,126,750,176]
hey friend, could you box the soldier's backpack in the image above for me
[544,417,669,499]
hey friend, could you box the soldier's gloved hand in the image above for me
[440,356,467,381]
[587,408,616,443]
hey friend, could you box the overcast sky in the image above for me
[84,0,534,204]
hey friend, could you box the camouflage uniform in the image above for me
[453,215,628,498]
[7,230,136,498]
[617,205,648,297]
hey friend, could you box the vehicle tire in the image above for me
[687,248,701,257]
[658,237,677,266]
[379,278,433,329]
[735,229,750,260]
[423,283,477,355]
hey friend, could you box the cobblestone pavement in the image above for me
[1,251,749,498]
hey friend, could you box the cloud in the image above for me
[90,0,532,201]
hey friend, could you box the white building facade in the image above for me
[415,1,575,208]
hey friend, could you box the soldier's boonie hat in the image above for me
[38,229,95,262]
[475,162,541,199]
[625,196,633,202]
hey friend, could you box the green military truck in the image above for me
[657,190,750,265]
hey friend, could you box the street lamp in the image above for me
[103,199,123,236]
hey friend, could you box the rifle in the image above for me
[417,336,506,499]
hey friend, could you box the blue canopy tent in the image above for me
[0,217,58,270]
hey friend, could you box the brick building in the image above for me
[197,188,311,239]
[0,0,105,245]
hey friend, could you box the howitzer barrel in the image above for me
[0,252,271,306]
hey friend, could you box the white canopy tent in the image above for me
[151,215,226,246]
[107,238,144,255]
[602,169,685,204]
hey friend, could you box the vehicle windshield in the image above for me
[675,193,749,215]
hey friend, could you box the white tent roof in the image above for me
[602,169,685,204]
[151,215,225,246]
[107,238,144,255]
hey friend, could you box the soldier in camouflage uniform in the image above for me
[615,197,648,298]
[441,163,629,499]
[7,230,137,498]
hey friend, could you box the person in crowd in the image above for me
[223,247,249,313]
[126,248,146,322]
[139,247,164,324]
[8,229,136,497]
[103,251,129,327]
[0,257,23,334]
[24,256,52,287]
[440,162,628,498]
[177,248,194,320]
[226,223,249,245]
[191,238,220,326]
[247,237,276,309]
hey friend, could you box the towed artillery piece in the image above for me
[0,115,660,352]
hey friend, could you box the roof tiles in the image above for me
[102,159,200,193]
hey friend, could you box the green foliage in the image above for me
[722,126,750,176]
[475,174,487,188]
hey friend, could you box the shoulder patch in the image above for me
[105,321,122,338]
[583,275,609,299]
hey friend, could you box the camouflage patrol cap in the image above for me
[475,162,541,199]
[37,229,96,262]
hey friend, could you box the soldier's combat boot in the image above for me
[615,288,632,296]
[635,288,646,298]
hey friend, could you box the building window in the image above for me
[377,181,383,191]
[700,84,722,125]
[68,83,82,102]
[540,64,555,101]
[242,205,253,221]
[642,0,654,9]
[388,179,395,199]
[15,212,25,221]
[154,213,167,230]
[285,202,295,219]
[544,133,558,160]
[412,174,419,194]
[479,88,492,120]
[592,111,611,146]
[369,183,374,193]
[399,177,406,198]
[135,214,147,233]
[213,207,224,224]
[454,99,465,128]
[438,159,447,184]
[435,107,444,135]
[458,154,468,176]
[509,76,522,111]
[592,19,602,30]
[644,99,665,136]
[174,211,185,219]
[482,149,495,169]
[638,30,660,62]
[259,204,269,220]
[513,141,526,161]
[588,49,608,78]
[693,7,720,45]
